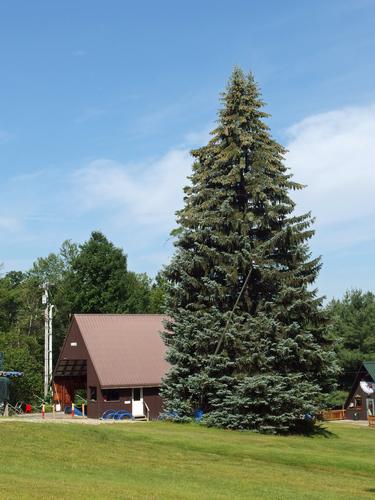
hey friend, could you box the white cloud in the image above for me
[286,103,375,248]
[72,148,192,230]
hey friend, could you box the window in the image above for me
[89,386,97,401]
[133,388,141,401]
[102,389,120,401]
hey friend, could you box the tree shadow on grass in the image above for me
[293,421,337,438]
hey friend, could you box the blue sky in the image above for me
[1,0,374,300]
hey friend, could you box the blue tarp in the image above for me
[0,371,23,378]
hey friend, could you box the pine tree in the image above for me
[161,68,338,432]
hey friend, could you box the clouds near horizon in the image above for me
[287,103,375,250]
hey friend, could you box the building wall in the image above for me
[144,387,164,419]
[87,386,163,419]
[345,383,375,420]
[54,318,101,415]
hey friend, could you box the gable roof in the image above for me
[73,314,170,388]
[363,361,375,382]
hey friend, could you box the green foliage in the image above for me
[326,289,375,391]
[0,271,24,332]
[125,272,152,313]
[0,232,164,404]
[149,271,167,313]
[65,231,130,313]
[162,68,338,432]
[326,389,348,409]
[0,330,43,404]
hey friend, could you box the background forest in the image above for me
[0,231,166,403]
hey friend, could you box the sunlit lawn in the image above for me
[0,421,374,499]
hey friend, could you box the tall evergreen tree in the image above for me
[162,68,337,432]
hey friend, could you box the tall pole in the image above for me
[48,304,54,387]
[42,283,54,399]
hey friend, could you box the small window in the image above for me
[102,389,120,401]
[70,342,77,347]
[89,386,97,401]
[133,388,141,401]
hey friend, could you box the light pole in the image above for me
[42,283,54,398]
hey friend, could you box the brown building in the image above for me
[344,361,375,420]
[53,314,169,419]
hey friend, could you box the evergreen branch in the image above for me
[213,261,256,357]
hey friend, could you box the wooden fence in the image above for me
[322,409,346,421]
[368,416,375,427]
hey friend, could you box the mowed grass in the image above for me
[0,421,375,499]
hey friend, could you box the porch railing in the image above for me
[143,401,150,421]
[322,409,346,421]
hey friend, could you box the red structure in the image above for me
[53,314,170,419]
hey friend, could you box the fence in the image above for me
[322,409,346,421]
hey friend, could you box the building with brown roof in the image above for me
[53,314,169,419]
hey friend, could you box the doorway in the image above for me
[132,387,144,417]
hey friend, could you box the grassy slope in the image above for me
[0,422,374,499]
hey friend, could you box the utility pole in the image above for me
[42,283,54,398]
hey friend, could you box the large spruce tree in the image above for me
[162,68,337,432]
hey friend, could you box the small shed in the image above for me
[53,314,169,419]
[344,361,375,420]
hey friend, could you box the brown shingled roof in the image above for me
[74,314,170,388]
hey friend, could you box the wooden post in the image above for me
[72,402,75,418]
[82,403,85,417]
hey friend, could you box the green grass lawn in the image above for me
[0,421,374,499]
